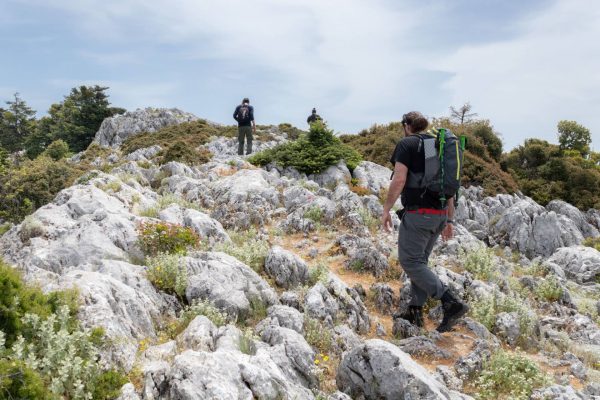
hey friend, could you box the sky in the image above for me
[1,0,599,150]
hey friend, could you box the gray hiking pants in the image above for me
[398,212,448,306]
[238,126,253,155]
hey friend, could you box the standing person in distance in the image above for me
[307,108,322,125]
[382,111,468,332]
[233,97,255,155]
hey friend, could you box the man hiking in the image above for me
[306,108,322,124]
[233,97,255,155]
[382,111,468,332]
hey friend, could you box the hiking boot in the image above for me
[436,290,469,333]
[394,305,424,327]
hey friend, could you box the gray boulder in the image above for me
[185,252,278,321]
[396,336,453,360]
[264,246,309,289]
[547,200,599,238]
[308,161,351,188]
[183,209,230,244]
[370,283,395,314]
[493,312,521,346]
[125,145,162,161]
[352,161,393,196]
[345,247,389,277]
[530,385,588,400]
[304,275,370,334]
[336,339,461,399]
[256,305,304,334]
[94,108,197,148]
[546,246,600,284]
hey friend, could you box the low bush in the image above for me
[534,275,563,302]
[146,253,188,298]
[0,261,125,399]
[308,263,329,286]
[180,299,230,328]
[469,291,537,342]
[248,122,362,174]
[303,205,324,224]
[18,215,46,243]
[214,228,269,272]
[238,327,258,355]
[0,156,84,222]
[475,350,551,400]
[583,237,600,252]
[0,261,78,346]
[304,317,333,353]
[158,140,212,166]
[42,139,70,161]
[121,119,237,155]
[460,246,497,282]
[137,221,201,257]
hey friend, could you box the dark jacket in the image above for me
[233,104,254,127]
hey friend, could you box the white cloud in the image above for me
[438,0,600,148]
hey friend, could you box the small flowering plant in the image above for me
[137,221,201,257]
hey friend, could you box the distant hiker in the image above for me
[382,111,468,332]
[307,108,322,124]
[233,97,255,155]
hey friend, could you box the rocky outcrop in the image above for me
[94,108,198,148]
[546,246,600,284]
[352,161,392,196]
[336,339,472,400]
[264,246,309,289]
[185,252,279,320]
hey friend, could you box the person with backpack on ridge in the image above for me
[382,111,468,332]
[307,108,322,124]
[233,97,255,155]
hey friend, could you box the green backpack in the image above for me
[406,128,466,206]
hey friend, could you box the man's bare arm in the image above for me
[382,162,408,231]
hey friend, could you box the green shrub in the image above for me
[156,193,201,211]
[18,215,46,243]
[3,306,124,400]
[146,253,188,298]
[460,246,497,281]
[469,291,537,341]
[158,140,212,166]
[303,205,324,223]
[0,223,11,236]
[248,122,362,174]
[476,350,551,400]
[583,237,600,252]
[0,260,78,346]
[42,139,70,161]
[0,156,84,222]
[121,119,237,155]
[181,299,230,328]
[0,358,51,399]
[214,228,269,272]
[304,317,333,353]
[0,264,123,399]
[357,207,379,231]
[534,275,563,302]
[137,221,201,257]
[238,327,257,355]
[308,263,329,286]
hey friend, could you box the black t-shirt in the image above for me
[233,104,254,127]
[390,134,448,209]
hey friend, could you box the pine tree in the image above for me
[0,93,36,152]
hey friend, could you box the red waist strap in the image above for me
[406,208,448,215]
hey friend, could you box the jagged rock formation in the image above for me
[94,107,198,148]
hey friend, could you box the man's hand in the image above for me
[441,223,454,241]
[382,211,393,232]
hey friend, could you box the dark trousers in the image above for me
[397,212,447,306]
[238,126,253,155]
